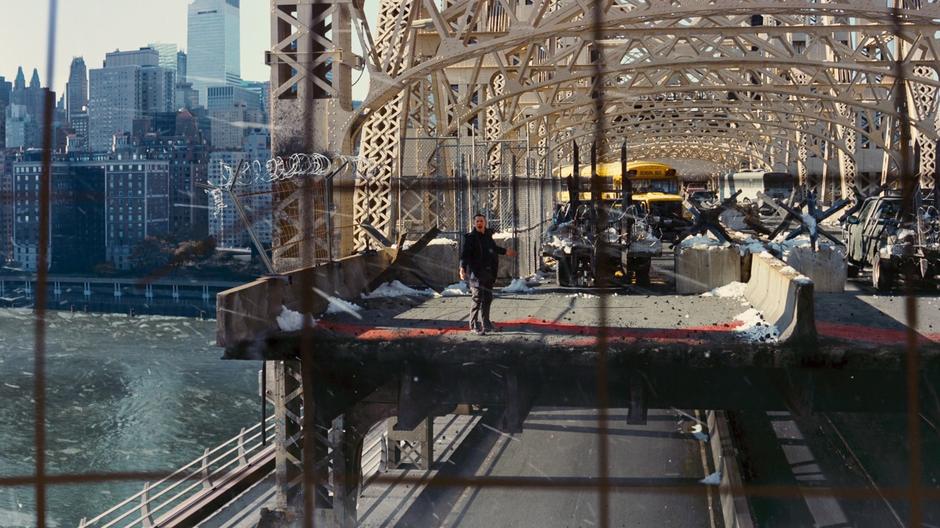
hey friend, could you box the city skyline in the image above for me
[1,0,376,104]
[0,0,270,98]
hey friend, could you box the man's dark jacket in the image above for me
[460,228,505,285]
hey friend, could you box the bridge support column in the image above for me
[272,360,304,511]
[387,418,433,470]
[796,131,808,187]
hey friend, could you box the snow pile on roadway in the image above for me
[396,237,458,249]
[501,278,535,294]
[566,292,599,299]
[362,280,436,299]
[440,282,470,297]
[527,269,554,284]
[277,306,317,332]
[700,282,748,298]
[732,308,780,343]
[325,296,363,317]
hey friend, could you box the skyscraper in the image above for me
[0,76,11,149]
[149,43,179,71]
[66,57,88,124]
[88,48,176,151]
[187,0,241,107]
[177,51,188,83]
[8,65,47,149]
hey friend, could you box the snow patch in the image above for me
[700,281,747,298]
[565,292,599,299]
[501,278,535,294]
[732,308,780,343]
[362,280,436,299]
[396,237,458,249]
[738,237,766,255]
[277,306,317,332]
[440,282,470,297]
[700,470,722,486]
[679,234,730,250]
[325,296,363,317]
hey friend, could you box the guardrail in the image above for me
[79,416,276,528]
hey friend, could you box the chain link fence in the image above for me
[397,137,558,278]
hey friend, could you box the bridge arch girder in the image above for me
[349,0,940,249]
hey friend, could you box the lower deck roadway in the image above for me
[731,409,940,527]
[201,408,716,528]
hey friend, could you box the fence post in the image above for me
[238,427,249,467]
[201,447,213,490]
[140,482,154,528]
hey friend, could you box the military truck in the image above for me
[843,190,940,290]
[543,180,662,287]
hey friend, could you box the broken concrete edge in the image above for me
[215,250,394,347]
[707,410,755,528]
[221,331,940,372]
[745,251,817,345]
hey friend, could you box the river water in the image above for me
[0,309,262,528]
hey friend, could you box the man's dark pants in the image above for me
[469,278,495,330]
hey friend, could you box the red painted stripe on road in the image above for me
[816,321,940,345]
[318,316,746,344]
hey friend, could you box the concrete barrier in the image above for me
[403,238,460,289]
[493,232,519,279]
[706,410,754,528]
[216,250,393,347]
[783,245,846,293]
[675,245,742,294]
[744,252,816,343]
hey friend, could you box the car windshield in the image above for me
[879,199,902,220]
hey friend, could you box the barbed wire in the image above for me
[216,153,334,188]
[204,153,360,217]
[207,187,227,218]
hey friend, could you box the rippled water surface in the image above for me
[0,309,261,527]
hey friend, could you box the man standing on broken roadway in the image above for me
[460,213,517,335]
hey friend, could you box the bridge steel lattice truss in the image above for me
[262,0,940,525]
[268,0,940,266]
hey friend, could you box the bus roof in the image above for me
[554,161,674,179]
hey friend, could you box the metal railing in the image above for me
[78,415,276,528]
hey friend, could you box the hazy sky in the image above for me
[0,0,326,98]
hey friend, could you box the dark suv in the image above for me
[843,192,939,290]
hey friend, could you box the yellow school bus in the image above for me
[554,161,679,202]
[554,161,689,238]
